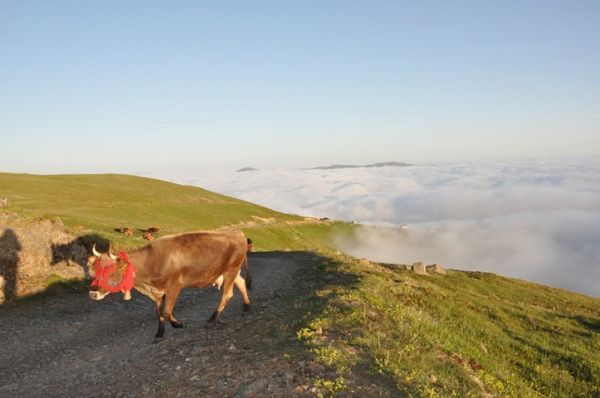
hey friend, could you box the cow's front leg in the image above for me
[154,295,166,339]
[163,285,184,329]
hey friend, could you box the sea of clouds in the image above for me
[160,158,600,296]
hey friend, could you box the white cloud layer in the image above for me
[159,158,600,296]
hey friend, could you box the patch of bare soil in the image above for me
[0,252,340,397]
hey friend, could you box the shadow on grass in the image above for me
[0,278,89,310]
[543,311,600,336]
[506,328,597,385]
[574,315,600,334]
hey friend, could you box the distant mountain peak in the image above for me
[312,161,411,170]
[236,167,258,172]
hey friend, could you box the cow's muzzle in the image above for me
[89,290,109,301]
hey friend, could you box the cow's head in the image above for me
[88,244,134,301]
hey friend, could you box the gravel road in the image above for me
[0,252,322,397]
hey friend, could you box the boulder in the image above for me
[412,262,427,275]
[360,258,372,266]
[426,264,447,274]
[1,218,89,303]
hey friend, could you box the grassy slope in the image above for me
[2,172,598,397]
[295,257,600,397]
[0,172,326,249]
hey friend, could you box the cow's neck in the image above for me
[125,247,159,299]
[126,248,151,280]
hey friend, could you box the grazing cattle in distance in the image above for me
[88,230,251,339]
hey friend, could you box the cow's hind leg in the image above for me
[154,294,166,339]
[234,274,251,312]
[208,274,236,323]
[163,285,184,329]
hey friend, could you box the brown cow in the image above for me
[88,230,251,339]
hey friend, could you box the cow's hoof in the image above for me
[207,311,222,323]
[243,304,251,313]
[170,320,184,329]
[152,336,164,344]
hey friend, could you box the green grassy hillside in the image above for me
[0,172,347,249]
[290,257,600,397]
[1,172,598,397]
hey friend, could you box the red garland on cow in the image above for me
[91,251,136,300]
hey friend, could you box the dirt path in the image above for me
[0,252,324,397]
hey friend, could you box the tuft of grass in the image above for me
[313,376,347,398]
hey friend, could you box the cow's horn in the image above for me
[108,245,118,261]
[92,243,102,257]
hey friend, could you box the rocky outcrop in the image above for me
[360,258,373,266]
[426,264,447,274]
[0,215,97,303]
[410,262,447,275]
[412,262,427,275]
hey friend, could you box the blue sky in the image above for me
[1,1,599,173]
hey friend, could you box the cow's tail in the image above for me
[243,255,252,291]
